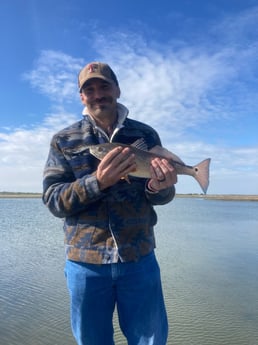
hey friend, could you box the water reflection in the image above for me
[0,198,258,344]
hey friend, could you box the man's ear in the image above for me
[79,92,85,104]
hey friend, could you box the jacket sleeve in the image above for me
[145,184,176,205]
[42,137,104,218]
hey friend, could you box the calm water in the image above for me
[0,197,258,345]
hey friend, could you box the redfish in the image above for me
[71,140,211,194]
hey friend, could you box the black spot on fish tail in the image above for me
[193,158,211,194]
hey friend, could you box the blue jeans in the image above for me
[64,252,168,345]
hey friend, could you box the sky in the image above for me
[0,0,258,194]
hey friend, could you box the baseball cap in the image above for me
[78,62,119,91]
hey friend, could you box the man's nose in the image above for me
[92,88,104,99]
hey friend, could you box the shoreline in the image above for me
[0,192,42,199]
[175,194,258,201]
[1,192,258,201]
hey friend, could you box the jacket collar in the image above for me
[82,103,129,141]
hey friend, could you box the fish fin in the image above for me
[131,138,148,151]
[120,175,131,184]
[193,158,211,194]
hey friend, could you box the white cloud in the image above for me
[160,141,258,194]
[23,50,83,103]
[92,34,228,131]
[88,24,258,144]
[0,110,78,192]
[1,8,258,194]
[1,125,257,194]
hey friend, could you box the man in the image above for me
[43,62,177,345]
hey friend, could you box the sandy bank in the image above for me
[176,194,258,201]
[1,192,258,201]
[0,192,42,198]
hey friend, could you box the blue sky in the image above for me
[0,0,257,194]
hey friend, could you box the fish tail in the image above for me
[193,158,211,194]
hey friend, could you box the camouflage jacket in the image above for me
[43,104,175,264]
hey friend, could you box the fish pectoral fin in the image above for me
[120,175,131,184]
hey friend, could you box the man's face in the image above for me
[80,78,120,121]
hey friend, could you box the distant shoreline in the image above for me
[0,192,42,198]
[0,192,258,201]
[175,194,258,201]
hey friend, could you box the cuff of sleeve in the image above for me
[85,175,101,199]
[145,180,159,194]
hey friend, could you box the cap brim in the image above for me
[80,75,113,90]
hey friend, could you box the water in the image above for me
[0,197,258,345]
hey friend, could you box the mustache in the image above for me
[93,96,113,104]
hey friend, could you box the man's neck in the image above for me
[92,114,118,137]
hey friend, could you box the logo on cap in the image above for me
[87,63,99,73]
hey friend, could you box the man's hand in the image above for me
[96,146,136,190]
[148,158,177,192]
